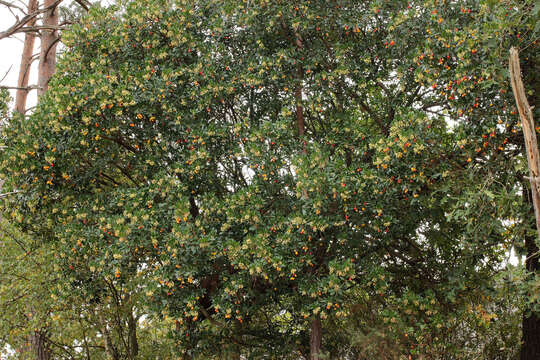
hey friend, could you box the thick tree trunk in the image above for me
[30,331,51,360]
[37,0,59,97]
[310,315,321,360]
[15,0,38,113]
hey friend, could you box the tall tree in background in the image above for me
[37,0,58,97]
[1,1,97,359]
[33,0,59,357]
[15,0,38,113]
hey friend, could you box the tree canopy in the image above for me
[0,0,539,359]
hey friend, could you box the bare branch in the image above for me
[0,0,26,13]
[73,0,89,11]
[0,0,62,40]
[0,65,12,83]
[0,85,39,90]
[15,0,38,113]
[10,24,65,35]
[44,34,61,60]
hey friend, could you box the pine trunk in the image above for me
[15,0,38,113]
[37,0,58,96]
[13,2,39,358]
[30,5,59,359]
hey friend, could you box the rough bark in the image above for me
[510,47,540,360]
[15,0,38,113]
[509,48,540,237]
[37,0,59,97]
[310,315,322,360]
[30,331,51,360]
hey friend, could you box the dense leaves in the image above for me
[1,0,538,359]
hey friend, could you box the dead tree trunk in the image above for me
[509,47,540,360]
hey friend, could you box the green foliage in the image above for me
[0,89,10,123]
[1,0,538,358]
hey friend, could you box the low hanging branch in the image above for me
[509,47,540,238]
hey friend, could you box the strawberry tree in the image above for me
[1,0,538,359]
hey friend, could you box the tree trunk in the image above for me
[310,315,322,360]
[102,324,120,360]
[25,4,60,359]
[127,312,139,359]
[15,0,38,113]
[521,235,540,360]
[37,0,59,97]
[294,32,305,138]
[98,310,120,360]
[30,331,51,360]
[511,47,540,360]
[520,181,540,360]
[521,183,540,360]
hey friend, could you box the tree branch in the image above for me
[73,0,89,11]
[0,0,26,13]
[0,0,62,40]
[0,85,39,90]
